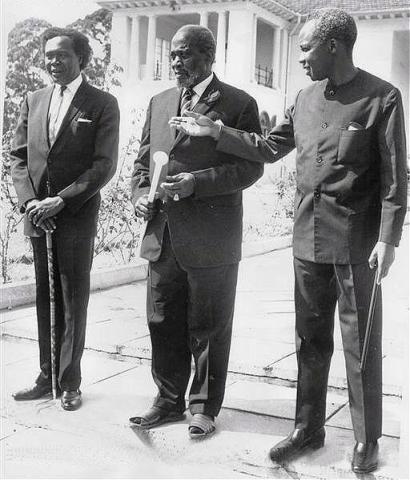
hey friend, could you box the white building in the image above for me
[97,0,409,140]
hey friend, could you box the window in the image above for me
[154,38,172,80]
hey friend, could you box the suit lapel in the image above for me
[172,75,221,149]
[51,81,88,148]
[167,88,182,149]
[40,86,54,148]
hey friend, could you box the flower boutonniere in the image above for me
[203,90,221,105]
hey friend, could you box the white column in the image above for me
[251,14,257,83]
[129,16,140,81]
[199,12,209,27]
[110,14,131,74]
[225,10,255,84]
[280,28,288,91]
[146,15,157,80]
[215,11,227,77]
[273,27,281,88]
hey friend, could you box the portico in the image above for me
[98,0,291,118]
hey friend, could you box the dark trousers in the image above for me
[293,258,382,442]
[31,232,94,391]
[147,227,239,417]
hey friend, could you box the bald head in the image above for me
[171,25,215,88]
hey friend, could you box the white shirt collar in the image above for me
[55,73,83,95]
[189,72,214,100]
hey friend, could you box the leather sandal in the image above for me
[129,405,185,429]
[189,414,216,439]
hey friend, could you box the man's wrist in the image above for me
[56,195,65,207]
[211,123,222,141]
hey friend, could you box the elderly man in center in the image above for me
[129,25,263,438]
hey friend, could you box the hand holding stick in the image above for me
[359,273,380,372]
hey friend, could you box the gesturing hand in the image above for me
[26,196,65,226]
[168,112,221,140]
[161,173,195,201]
[134,194,157,221]
[368,241,395,284]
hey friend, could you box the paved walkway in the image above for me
[1,225,408,478]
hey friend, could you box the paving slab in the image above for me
[326,396,402,438]
[224,380,348,421]
[0,417,29,441]
[1,338,38,366]
[229,338,294,375]
[2,338,405,479]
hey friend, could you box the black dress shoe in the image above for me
[352,441,379,473]
[13,384,52,401]
[61,390,82,411]
[269,427,325,462]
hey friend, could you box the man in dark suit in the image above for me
[170,9,407,471]
[10,28,120,410]
[130,25,263,437]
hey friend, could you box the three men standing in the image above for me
[170,9,407,473]
[10,28,120,410]
[130,25,263,437]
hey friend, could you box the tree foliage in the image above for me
[3,17,51,134]
[67,8,117,90]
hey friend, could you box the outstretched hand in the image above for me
[169,112,221,139]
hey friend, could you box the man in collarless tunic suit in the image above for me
[169,9,407,472]
[10,28,120,410]
[130,25,263,437]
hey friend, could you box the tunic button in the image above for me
[316,156,323,164]
[321,122,328,129]
[314,189,321,199]
[329,90,335,96]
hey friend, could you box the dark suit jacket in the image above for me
[131,75,264,268]
[11,80,120,237]
[217,69,407,264]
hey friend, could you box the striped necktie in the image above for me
[180,88,194,116]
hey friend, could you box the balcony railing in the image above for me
[255,65,273,89]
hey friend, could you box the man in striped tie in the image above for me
[130,25,263,438]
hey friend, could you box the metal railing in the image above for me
[255,65,273,88]
[154,60,175,81]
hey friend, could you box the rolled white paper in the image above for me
[148,151,169,202]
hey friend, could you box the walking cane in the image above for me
[359,272,380,372]
[45,230,58,400]
[136,151,169,258]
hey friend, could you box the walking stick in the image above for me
[136,151,169,258]
[45,230,57,400]
[359,272,380,372]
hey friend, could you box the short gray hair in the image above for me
[308,8,357,52]
[175,25,216,63]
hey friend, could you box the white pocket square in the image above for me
[77,118,92,123]
[347,122,364,131]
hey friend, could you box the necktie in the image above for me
[49,85,67,144]
[180,88,194,116]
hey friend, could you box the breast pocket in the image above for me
[337,128,372,165]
